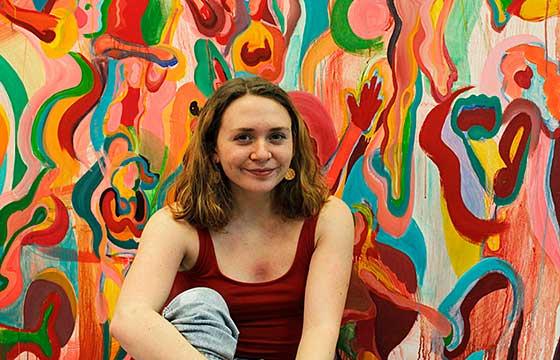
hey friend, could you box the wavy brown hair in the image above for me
[170,76,329,230]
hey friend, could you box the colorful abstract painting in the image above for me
[1,0,559,359]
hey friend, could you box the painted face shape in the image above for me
[214,94,294,196]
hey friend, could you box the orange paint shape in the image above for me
[0,106,9,166]
[0,0,59,42]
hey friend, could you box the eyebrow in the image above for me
[232,127,291,132]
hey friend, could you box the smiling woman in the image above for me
[109,77,355,360]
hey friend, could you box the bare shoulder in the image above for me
[315,196,354,243]
[141,206,197,242]
[139,206,199,270]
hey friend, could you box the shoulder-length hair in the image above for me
[170,76,329,230]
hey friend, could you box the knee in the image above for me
[163,287,231,320]
[168,287,227,309]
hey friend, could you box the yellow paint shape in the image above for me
[112,164,137,199]
[43,97,81,188]
[430,0,444,25]
[41,8,79,58]
[103,271,122,320]
[469,139,505,187]
[33,196,56,231]
[510,126,524,162]
[519,0,560,21]
[441,194,481,276]
[487,233,500,251]
[0,106,9,165]
[301,31,339,92]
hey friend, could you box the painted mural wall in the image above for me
[1,0,559,359]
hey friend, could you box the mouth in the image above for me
[244,168,276,177]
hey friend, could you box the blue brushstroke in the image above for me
[32,0,47,11]
[438,257,523,351]
[466,351,486,360]
[91,59,118,151]
[343,157,427,286]
[72,161,105,258]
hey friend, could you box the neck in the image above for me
[230,190,278,225]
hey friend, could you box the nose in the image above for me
[250,140,272,161]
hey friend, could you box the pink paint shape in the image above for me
[348,0,393,39]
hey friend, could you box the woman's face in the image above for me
[213,94,294,196]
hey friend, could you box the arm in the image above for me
[109,207,206,360]
[296,196,355,359]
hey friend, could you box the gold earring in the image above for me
[284,168,296,181]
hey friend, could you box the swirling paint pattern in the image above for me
[1,0,559,359]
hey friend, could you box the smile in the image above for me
[244,168,276,177]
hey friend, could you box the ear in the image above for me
[212,152,220,164]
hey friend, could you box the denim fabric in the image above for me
[163,287,240,360]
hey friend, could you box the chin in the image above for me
[233,179,282,194]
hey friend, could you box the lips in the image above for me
[244,168,276,177]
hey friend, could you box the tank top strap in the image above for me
[191,227,218,276]
[298,215,318,264]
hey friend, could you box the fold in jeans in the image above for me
[163,287,241,360]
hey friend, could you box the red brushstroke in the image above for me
[185,0,226,37]
[241,38,272,66]
[106,0,149,45]
[419,87,507,242]
[343,212,420,359]
[58,55,104,159]
[513,66,533,89]
[0,0,59,42]
[444,273,509,358]
[347,78,383,132]
[99,188,145,237]
[289,91,338,166]
[326,77,382,188]
[212,58,229,90]
[120,87,140,127]
[506,0,524,16]
[21,195,69,247]
[456,108,497,132]
[494,113,531,199]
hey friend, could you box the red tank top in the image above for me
[167,217,318,360]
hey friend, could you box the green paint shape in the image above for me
[0,56,29,188]
[330,0,384,54]
[450,94,502,190]
[0,303,54,357]
[272,0,285,33]
[337,322,357,358]
[193,39,232,97]
[445,0,483,88]
[141,0,167,46]
[31,52,94,168]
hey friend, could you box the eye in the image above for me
[234,133,252,143]
[269,132,288,143]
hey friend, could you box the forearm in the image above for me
[296,325,339,360]
[111,307,206,360]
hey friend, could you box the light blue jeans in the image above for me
[163,287,259,360]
